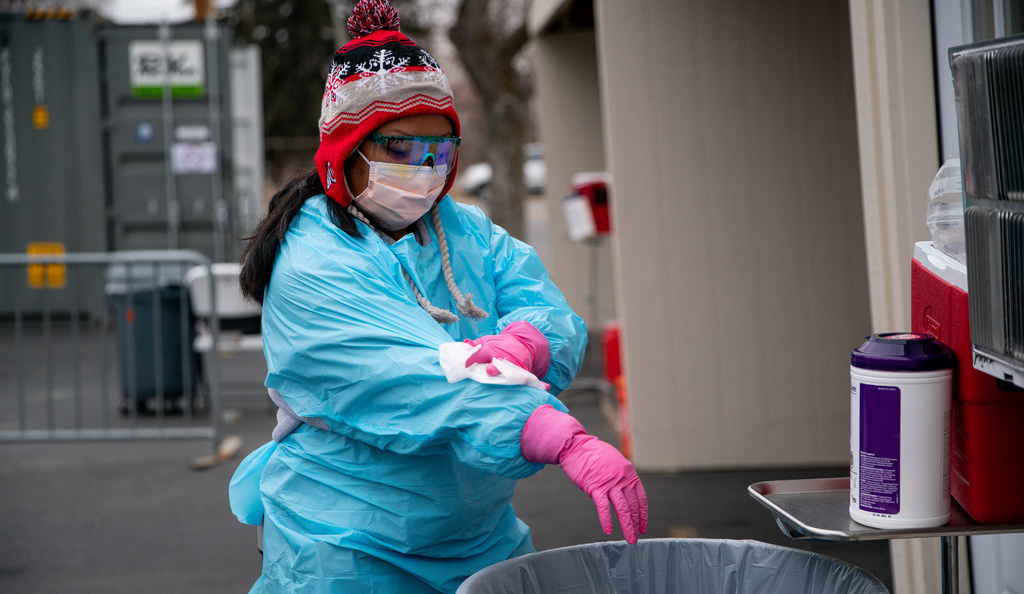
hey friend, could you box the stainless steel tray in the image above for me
[747,477,1024,541]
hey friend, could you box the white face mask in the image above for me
[351,150,448,231]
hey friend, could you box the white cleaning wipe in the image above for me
[439,342,549,391]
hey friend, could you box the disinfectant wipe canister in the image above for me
[850,333,954,529]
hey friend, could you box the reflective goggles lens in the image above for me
[367,133,461,177]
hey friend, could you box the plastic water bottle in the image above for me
[926,158,966,264]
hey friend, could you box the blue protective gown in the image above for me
[229,194,587,594]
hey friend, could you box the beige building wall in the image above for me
[588,0,871,470]
[531,30,618,336]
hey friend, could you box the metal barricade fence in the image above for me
[0,250,222,447]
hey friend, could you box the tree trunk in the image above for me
[450,0,530,240]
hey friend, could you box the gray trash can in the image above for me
[456,539,889,594]
[105,260,195,413]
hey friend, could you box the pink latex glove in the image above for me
[521,405,648,544]
[464,321,551,379]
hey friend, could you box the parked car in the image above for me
[459,143,546,199]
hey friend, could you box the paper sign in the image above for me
[171,142,217,174]
[562,194,597,241]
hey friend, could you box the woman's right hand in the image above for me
[558,432,648,544]
[520,405,648,544]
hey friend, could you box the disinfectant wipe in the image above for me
[439,342,549,391]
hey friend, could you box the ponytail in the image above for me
[239,168,360,304]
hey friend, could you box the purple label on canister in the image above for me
[859,384,900,515]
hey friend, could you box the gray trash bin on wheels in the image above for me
[456,539,888,594]
[105,260,196,414]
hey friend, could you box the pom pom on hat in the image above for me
[347,0,401,38]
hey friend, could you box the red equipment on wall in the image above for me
[571,172,612,235]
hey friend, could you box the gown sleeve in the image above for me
[261,201,569,479]
[481,217,588,393]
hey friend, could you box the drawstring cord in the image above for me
[347,203,488,324]
[430,206,489,321]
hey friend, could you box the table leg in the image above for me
[941,535,958,594]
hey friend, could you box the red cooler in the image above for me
[911,241,1024,523]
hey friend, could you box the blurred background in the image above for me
[3,0,1024,592]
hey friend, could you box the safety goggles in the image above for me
[367,133,461,177]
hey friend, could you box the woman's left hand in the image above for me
[464,321,551,378]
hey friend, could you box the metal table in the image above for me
[748,477,1024,594]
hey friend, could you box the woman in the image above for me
[229,2,647,592]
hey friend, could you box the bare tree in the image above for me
[449,0,530,239]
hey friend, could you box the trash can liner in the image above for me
[456,538,888,594]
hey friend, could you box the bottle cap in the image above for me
[851,333,954,372]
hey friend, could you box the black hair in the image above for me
[239,168,361,304]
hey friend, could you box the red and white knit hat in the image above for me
[314,0,461,207]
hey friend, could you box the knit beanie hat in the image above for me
[315,0,461,207]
